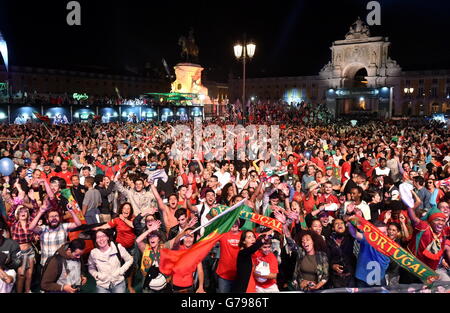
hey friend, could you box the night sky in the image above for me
[0,0,448,82]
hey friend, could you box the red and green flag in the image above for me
[350,216,439,285]
[60,188,94,253]
[33,112,50,123]
[159,199,245,281]
[211,204,284,233]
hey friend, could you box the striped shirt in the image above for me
[34,223,71,266]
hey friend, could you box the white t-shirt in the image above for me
[375,167,390,177]
[195,202,214,236]
[344,200,371,220]
[0,269,16,293]
[214,171,231,189]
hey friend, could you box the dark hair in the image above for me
[372,220,387,228]
[413,175,425,186]
[94,174,105,185]
[296,230,327,253]
[181,227,197,244]
[238,230,256,248]
[81,166,91,172]
[94,230,112,248]
[351,186,364,195]
[174,208,187,220]
[68,238,86,252]
[84,176,95,186]
[118,202,134,220]
[383,176,394,186]
[45,208,62,221]
[387,222,401,232]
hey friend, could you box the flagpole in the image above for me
[180,198,246,240]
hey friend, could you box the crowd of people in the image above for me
[0,117,449,293]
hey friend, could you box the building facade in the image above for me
[0,65,229,106]
[229,18,450,117]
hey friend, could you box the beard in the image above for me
[49,221,60,229]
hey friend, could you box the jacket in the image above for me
[286,236,329,289]
[88,243,133,289]
[41,244,84,292]
[0,238,21,271]
[115,181,157,215]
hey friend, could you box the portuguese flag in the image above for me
[350,216,439,285]
[60,188,94,253]
[159,199,244,282]
[33,112,50,123]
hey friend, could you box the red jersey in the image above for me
[341,162,351,183]
[216,231,242,280]
[318,194,339,205]
[56,170,73,186]
[318,194,340,217]
[252,250,278,289]
[108,217,136,249]
[303,196,319,214]
[407,220,450,270]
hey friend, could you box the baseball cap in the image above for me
[307,181,319,192]
[318,211,329,219]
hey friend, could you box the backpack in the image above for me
[41,244,78,292]
[114,242,125,267]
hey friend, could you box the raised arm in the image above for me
[406,190,422,226]
[149,183,167,212]
[346,219,363,241]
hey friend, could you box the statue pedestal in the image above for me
[170,63,211,104]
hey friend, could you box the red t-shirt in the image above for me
[216,231,242,280]
[318,194,340,217]
[252,250,278,289]
[108,218,136,249]
[407,220,450,270]
[318,194,339,205]
[56,170,73,186]
[303,196,319,214]
[341,162,351,183]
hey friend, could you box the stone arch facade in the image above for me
[319,18,403,117]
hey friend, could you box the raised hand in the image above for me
[274,210,286,224]
[187,216,198,228]
[148,220,161,232]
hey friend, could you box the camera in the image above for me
[71,284,81,291]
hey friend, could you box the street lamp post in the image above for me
[234,36,255,122]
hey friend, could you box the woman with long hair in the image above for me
[219,183,236,207]
[88,229,133,293]
[275,211,329,291]
[232,229,274,293]
[235,167,250,192]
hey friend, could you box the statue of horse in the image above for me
[178,29,199,62]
